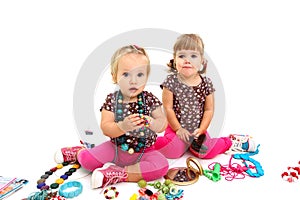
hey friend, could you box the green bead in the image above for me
[50,183,59,189]
[137,179,147,188]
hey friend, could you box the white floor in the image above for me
[2,131,300,200]
[2,2,300,199]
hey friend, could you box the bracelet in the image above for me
[104,186,119,199]
[58,181,83,198]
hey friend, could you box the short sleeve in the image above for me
[160,74,177,93]
[100,93,115,113]
[143,91,162,114]
[203,77,215,96]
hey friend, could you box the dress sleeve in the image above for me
[100,93,115,113]
[203,77,215,96]
[143,91,162,114]
[160,74,176,93]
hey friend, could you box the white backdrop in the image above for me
[1,0,300,199]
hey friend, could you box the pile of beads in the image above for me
[173,168,196,182]
[281,161,300,183]
[137,179,184,200]
[36,162,81,190]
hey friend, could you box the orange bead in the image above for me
[72,164,81,169]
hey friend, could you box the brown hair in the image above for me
[168,34,207,74]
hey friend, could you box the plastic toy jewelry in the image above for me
[114,91,149,154]
[232,145,264,178]
[281,161,300,183]
[103,186,119,199]
[36,162,81,190]
[58,181,82,198]
[203,163,221,182]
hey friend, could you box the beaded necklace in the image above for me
[113,91,149,160]
[36,162,81,191]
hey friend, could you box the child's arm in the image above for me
[193,93,214,137]
[146,106,167,133]
[101,110,144,138]
[162,87,191,142]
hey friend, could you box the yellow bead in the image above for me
[55,178,64,184]
[128,148,134,154]
[56,164,63,169]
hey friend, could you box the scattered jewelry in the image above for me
[281,161,300,183]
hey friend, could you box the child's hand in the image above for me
[176,127,192,143]
[117,114,145,132]
[192,128,206,139]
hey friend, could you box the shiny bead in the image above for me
[41,174,49,179]
[37,178,46,184]
[128,148,134,154]
[55,178,64,184]
[60,175,68,180]
[73,164,81,169]
[65,171,72,176]
[69,168,77,173]
[45,171,53,175]
[50,167,58,172]
[56,164,63,169]
[41,185,49,190]
[50,183,59,189]
[37,182,46,189]
[62,162,69,166]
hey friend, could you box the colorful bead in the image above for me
[115,91,148,155]
[55,178,64,184]
[128,148,134,154]
[57,164,63,169]
[37,162,80,191]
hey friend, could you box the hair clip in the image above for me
[131,44,141,50]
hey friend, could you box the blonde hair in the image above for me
[168,34,207,74]
[111,45,150,83]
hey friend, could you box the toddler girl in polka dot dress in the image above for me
[154,34,232,159]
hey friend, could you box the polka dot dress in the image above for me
[161,73,215,133]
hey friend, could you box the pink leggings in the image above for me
[154,125,232,159]
[77,141,169,181]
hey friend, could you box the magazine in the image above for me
[0,176,28,200]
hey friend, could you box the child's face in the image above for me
[116,53,148,100]
[175,50,202,77]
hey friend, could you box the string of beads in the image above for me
[36,162,81,190]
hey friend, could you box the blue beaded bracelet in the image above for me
[58,181,83,198]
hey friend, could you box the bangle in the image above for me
[104,186,119,199]
[59,181,83,198]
